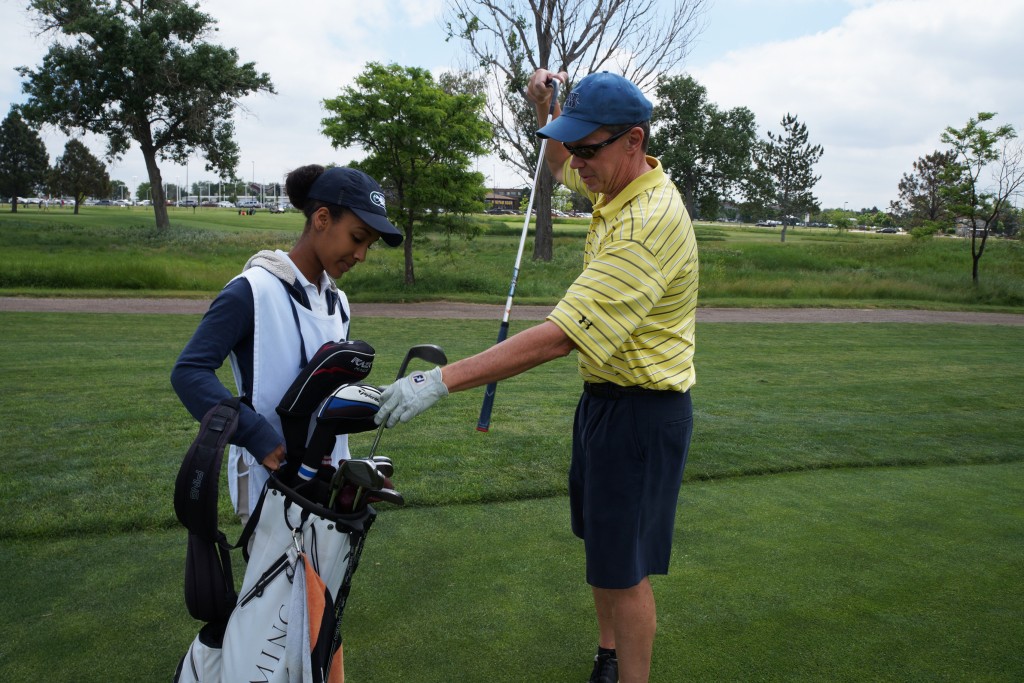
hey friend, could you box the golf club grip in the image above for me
[477,382,497,432]
[476,321,510,431]
[299,427,335,480]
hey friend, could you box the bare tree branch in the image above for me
[446,0,709,260]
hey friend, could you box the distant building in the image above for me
[486,187,528,211]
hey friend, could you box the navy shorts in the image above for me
[569,384,693,589]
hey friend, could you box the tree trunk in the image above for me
[141,146,170,231]
[780,225,787,242]
[531,170,554,262]
[971,227,987,284]
[403,222,415,285]
[682,185,698,223]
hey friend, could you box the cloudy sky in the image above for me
[1,0,1021,211]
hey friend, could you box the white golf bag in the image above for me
[175,476,374,683]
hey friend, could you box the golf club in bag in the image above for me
[175,343,446,683]
[477,79,558,432]
[366,344,448,460]
[276,339,376,483]
[175,466,377,683]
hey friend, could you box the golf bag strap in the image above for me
[174,396,251,540]
[283,291,309,368]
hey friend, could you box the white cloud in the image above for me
[691,0,1024,209]
[4,0,1022,206]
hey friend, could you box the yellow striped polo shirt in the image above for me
[548,155,698,392]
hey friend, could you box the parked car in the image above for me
[236,200,262,209]
[178,199,199,207]
[216,201,235,208]
[876,227,899,234]
[137,199,152,206]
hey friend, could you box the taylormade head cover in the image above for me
[317,383,382,434]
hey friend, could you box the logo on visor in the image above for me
[370,191,386,210]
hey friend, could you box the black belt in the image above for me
[583,382,672,399]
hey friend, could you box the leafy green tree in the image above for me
[17,0,274,231]
[868,210,896,228]
[445,0,710,261]
[993,204,1021,238]
[322,62,492,284]
[48,139,110,213]
[0,107,49,212]
[110,179,128,202]
[889,150,959,230]
[940,112,1024,283]
[649,74,757,220]
[750,113,824,241]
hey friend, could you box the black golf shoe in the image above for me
[588,651,618,683]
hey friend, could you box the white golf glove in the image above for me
[375,366,448,428]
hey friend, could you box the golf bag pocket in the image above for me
[174,622,225,683]
[220,479,373,683]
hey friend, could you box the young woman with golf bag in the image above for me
[171,164,403,682]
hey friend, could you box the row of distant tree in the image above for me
[1,0,1020,284]
[0,110,108,213]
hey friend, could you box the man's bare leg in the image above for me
[592,577,656,683]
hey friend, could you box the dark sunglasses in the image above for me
[562,123,641,160]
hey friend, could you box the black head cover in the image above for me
[277,340,375,418]
[276,340,374,482]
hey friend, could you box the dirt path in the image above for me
[2,297,1023,325]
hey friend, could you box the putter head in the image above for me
[337,458,386,491]
[370,456,394,478]
[367,487,404,506]
[329,458,387,511]
[396,344,448,379]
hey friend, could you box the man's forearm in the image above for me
[440,321,576,393]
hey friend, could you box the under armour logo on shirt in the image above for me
[578,315,594,329]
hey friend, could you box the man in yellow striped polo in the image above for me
[375,68,698,683]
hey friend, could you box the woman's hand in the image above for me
[261,444,286,471]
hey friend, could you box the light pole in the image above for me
[251,161,255,204]
[132,175,137,207]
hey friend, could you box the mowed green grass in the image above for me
[2,465,1020,681]
[1,315,1021,538]
[0,313,1021,681]
[1,210,1022,309]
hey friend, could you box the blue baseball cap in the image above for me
[536,71,653,143]
[308,167,403,247]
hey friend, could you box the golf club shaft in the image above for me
[367,346,423,459]
[477,79,558,432]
